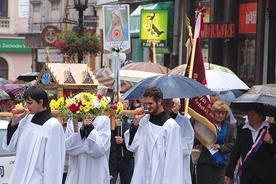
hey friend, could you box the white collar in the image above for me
[242,120,269,131]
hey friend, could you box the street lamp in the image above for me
[74,0,88,63]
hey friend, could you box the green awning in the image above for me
[130,1,174,37]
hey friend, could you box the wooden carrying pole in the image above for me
[184,28,197,116]
[1,110,147,132]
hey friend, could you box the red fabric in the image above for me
[185,38,215,125]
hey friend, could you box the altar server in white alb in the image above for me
[124,86,184,184]
[65,114,111,184]
[170,98,194,184]
[2,86,65,184]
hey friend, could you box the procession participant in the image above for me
[195,100,236,184]
[124,86,184,184]
[170,98,194,184]
[225,104,276,184]
[109,95,134,184]
[2,86,65,184]
[65,114,111,184]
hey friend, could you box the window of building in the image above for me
[238,38,256,84]
[0,57,8,78]
[0,0,8,17]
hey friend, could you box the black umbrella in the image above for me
[16,72,39,82]
[231,94,276,117]
[124,74,216,99]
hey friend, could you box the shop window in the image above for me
[0,0,8,17]
[0,57,8,78]
[238,38,255,83]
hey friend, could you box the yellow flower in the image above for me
[49,92,125,119]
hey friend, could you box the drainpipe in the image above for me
[171,0,181,68]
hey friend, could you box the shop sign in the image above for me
[140,10,168,48]
[239,2,257,34]
[0,39,31,52]
[37,49,63,62]
[203,23,235,38]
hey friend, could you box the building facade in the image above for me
[0,0,32,80]
[21,0,275,86]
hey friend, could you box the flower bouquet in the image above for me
[50,92,124,121]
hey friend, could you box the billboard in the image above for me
[140,10,168,48]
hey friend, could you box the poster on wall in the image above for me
[239,2,257,34]
[103,4,131,53]
[239,38,255,83]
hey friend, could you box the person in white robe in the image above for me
[65,115,111,184]
[124,86,184,184]
[171,98,194,184]
[2,86,65,184]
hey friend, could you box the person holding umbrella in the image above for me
[225,104,276,184]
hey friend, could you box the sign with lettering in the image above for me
[140,10,168,48]
[203,23,235,38]
[37,49,63,62]
[0,39,31,52]
[239,2,257,34]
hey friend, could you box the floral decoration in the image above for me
[54,30,102,57]
[195,3,208,17]
[107,45,126,62]
[50,92,124,120]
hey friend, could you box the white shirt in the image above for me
[242,120,269,142]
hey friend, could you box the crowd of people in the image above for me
[1,85,276,184]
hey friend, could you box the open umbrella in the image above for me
[205,70,249,91]
[246,83,276,97]
[124,74,216,100]
[0,84,23,95]
[0,89,10,100]
[113,61,169,83]
[170,65,249,91]
[0,78,9,85]
[231,94,276,117]
[170,62,235,75]
[110,70,163,83]
[218,89,244,104]
[93,67,134,93]
[16,72,39,82]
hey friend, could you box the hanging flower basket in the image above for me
[54,30,102,58]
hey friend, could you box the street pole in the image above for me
[78,9,84,63]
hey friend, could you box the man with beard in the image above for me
[124,86,184,184]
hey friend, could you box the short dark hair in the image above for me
[247,104,266,121]
[142,86,163,102]
[23,86,49,107]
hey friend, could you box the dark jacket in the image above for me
[225,123,276,181]
[109,115,134,177]
[196,121,237,165]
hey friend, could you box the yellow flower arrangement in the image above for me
[50,92,123,120]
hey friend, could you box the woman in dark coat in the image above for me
[225,105,276,184]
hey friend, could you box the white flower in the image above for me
[119,53,126,62]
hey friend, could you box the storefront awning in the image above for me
[130,1,174,37]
